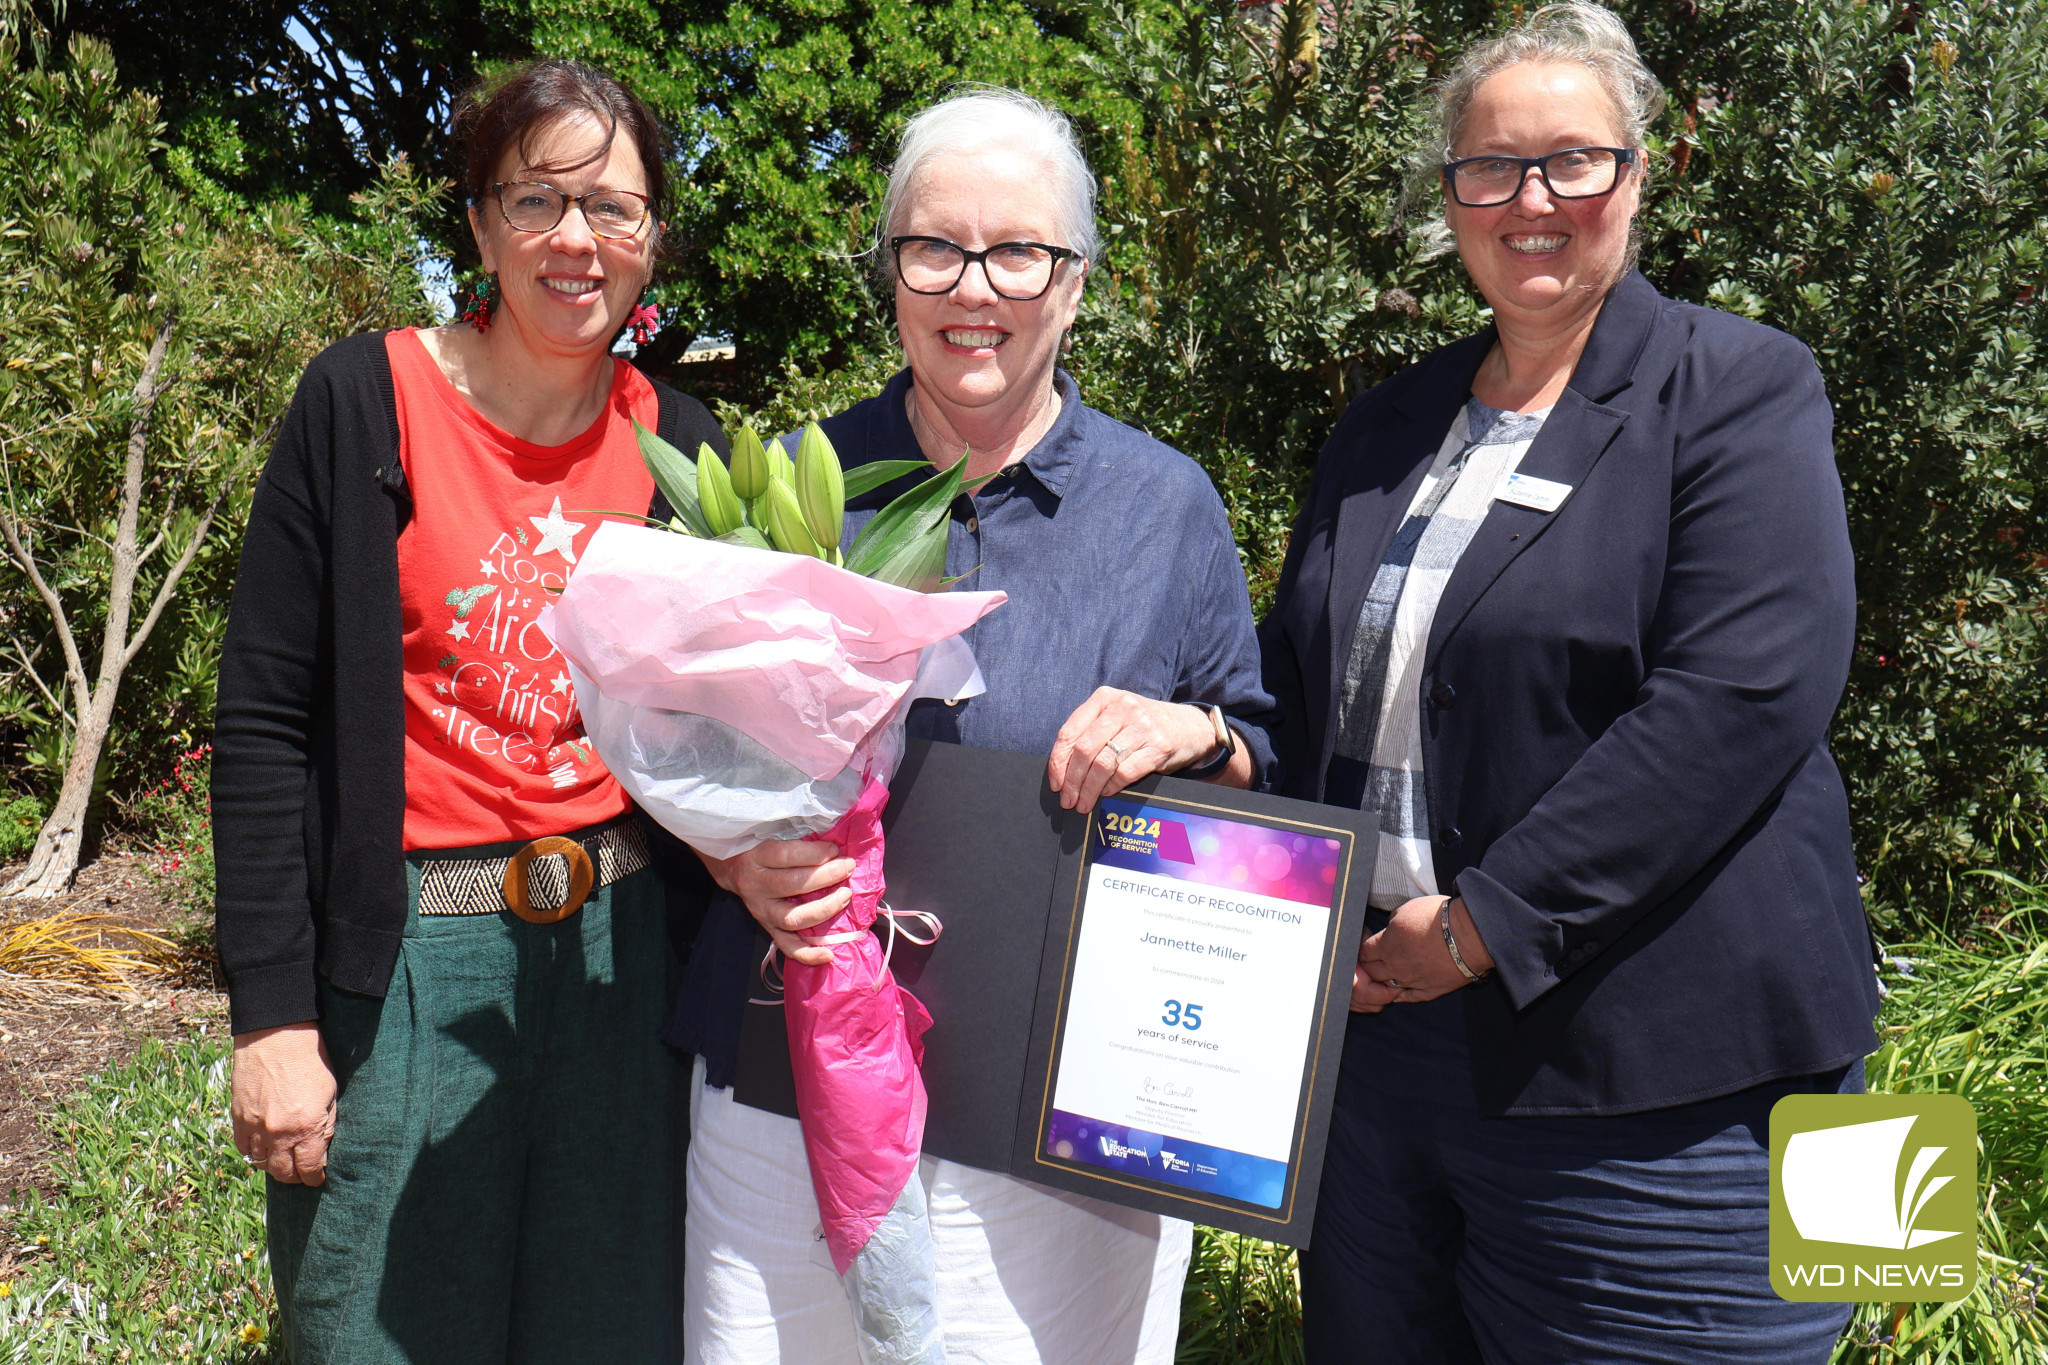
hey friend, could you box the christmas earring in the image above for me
[628,289,660,347]
[459,274,497,332]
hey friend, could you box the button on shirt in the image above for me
[832,368,1277,771]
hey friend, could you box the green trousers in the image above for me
[268,848,685,1365]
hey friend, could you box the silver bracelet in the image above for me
[1440,898,1488,982]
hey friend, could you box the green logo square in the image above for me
[1769,1093,1977,1302]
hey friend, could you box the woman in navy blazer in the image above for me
[1262,5,1881,1362]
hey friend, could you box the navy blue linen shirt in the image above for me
[667,367,1276,1083]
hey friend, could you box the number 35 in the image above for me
[1162,999,1204,1030]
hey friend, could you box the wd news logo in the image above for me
[1769,1094,1977,1302]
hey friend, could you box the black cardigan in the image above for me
[212,331,728,1035]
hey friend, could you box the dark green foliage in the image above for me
[54,0,526,224]
[0,30,439,829]
[512,0,1121,391]
[1070,0,1493,609]
[129,742,216,948]
[1622,0,2048,921]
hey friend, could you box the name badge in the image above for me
[1496,471,1573,513]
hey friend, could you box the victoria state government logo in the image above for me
[1770,1094,1978,1302]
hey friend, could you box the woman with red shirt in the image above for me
[212,61,724,1363]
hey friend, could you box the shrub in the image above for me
[0,32,441,892]
[130,744,215,959]
[0,794,43,860]
[1626,0,2048,927]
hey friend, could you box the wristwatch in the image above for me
[1177,704,1237,780]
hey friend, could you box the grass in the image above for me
[0,914,175,1002]
[0,1030,277,1364]
[1831,883,2048,1364]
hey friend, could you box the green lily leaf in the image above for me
[632,420,712,539]
[716,525,774,551]
[844,455,979,590]
[842,459,931,500]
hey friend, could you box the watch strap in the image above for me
[1177,704,1236,780]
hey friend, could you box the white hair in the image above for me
[874,86,1100,277]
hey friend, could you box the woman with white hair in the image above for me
[667,87,1275,1363]
[1260,4,1878,1361]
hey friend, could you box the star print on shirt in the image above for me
[447,619,471,642]
[529,497,586,564]
[551,671,572,694]
[479,559,498,579]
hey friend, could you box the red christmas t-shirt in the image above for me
[388,328,657,850]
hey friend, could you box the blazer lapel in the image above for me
[1424,272,1664,669]
[1322,334,1490,747]
[1422,394,1627,669]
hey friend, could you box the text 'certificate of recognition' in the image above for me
[1044,796,1344,1210]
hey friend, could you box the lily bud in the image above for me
[764,478,826,559]
[767,437,796,492]
[696,443,744,536]
[795,422,846,550]
[730,427,770,500]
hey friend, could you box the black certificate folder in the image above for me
[1016,780,1372,1244]
[729,739,1375,1246]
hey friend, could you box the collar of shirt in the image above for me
[869,366,1087,501]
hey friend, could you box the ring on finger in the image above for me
[1104,740,1127,759]
[1385,978,1401,990]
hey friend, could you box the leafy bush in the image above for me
[1073,0,1487,609]
[0,794,43,860]
[1621,0,2048,925]
[1177,1227,1302,1365]
[0,32,441,888]
[128,744,216,974]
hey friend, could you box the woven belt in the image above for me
[417,818,651,924]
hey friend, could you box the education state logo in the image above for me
[1769,1094,1977,1302]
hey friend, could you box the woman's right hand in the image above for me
[697,839,857,966]
[231,1022,337,1185]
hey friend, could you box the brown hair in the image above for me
[453,59,670,239]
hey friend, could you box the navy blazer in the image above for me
[1261,272,1881,1116]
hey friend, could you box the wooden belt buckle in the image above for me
[503,836,595,925]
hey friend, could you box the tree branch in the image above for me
[0,500,90,720]
[119,492,222,674]
[96,316,176,692]
[4,631,67,726]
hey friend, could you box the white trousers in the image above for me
[684,1059,1191,1364]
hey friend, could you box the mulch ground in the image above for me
[0,849,226,1212]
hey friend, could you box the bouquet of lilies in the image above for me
[543,418,1002,1365]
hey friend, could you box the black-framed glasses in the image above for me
[1440,147,1637,207]
[891,236,1078,301]
[487,181,653,239]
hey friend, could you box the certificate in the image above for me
[732,741,1374,1245]
[1017,788,1368,1240]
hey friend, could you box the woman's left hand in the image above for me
[1047,687,1234,812]
[1353,895,1495,1010]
